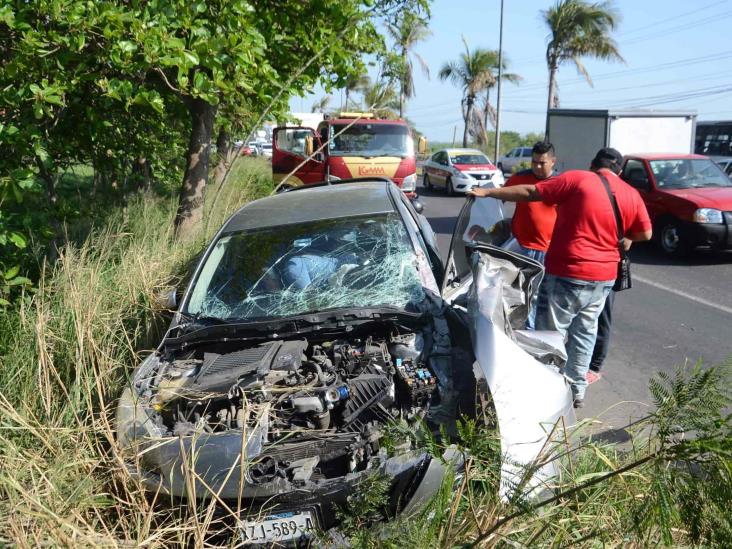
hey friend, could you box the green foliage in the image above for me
[0,0,428,304]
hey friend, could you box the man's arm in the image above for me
[627,229,652,242]
[468,184,541,202]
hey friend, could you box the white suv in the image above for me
[498,147,533,174]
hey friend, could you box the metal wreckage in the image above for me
[116,180,575,545]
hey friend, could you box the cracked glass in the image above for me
[185,214,425,321]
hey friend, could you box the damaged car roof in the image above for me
[223,181,397,233]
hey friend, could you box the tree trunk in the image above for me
[35,156,62,262]
[213,127,234,187]
[345,88,350,111]
[174,98,217,239]
[463,95,474,148]
[545,64,558,140]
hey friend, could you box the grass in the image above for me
[0,156,730,547]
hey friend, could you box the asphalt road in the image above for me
[416,185,732,437]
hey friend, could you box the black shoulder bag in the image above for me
[597,173,632,292]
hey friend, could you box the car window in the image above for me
[431,152,440,162]
[522,148,532,157]
[621,159,649,190]
[184,214,425,321]
[449,153,491,164]
[649,159,732,189]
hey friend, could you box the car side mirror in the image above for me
[418,136,427,155]
[153,287,178,311]
[411,199,424,214]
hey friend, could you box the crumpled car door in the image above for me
[442,196,575,499]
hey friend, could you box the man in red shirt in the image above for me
[505,141,557,264]
[469,148,652,407]
[504,141,557,328]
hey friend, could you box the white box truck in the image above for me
[546,109,697,172]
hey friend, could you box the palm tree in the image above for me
[311,96,331,114]
[385,12,431,119]
[439,38,501,147]
[343,72,371,111]
[481,55,521,133]
[360,81,400,119]
[542,0,623,134]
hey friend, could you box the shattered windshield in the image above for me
[184,214,425,321]
[650,159,732,189]
[328,124,413,157]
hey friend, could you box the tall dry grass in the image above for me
[0,158,272,547]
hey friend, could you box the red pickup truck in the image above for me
[620,153,732,256]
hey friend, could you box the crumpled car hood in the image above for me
[467,245,575,499]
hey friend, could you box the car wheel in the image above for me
[446,177,455,197]
[423,173,432,189]
[659,219,692,257]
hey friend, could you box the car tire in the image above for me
[424,173,432,189]
[659,219,692,257]
[446,177,455,197]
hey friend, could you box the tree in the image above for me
[480,55,521,134]
[385,11,431,118]
[360,81,400,119]
[542,0,623,135]
[344,73,372,112]
[311,96,332,113]
[439,38,501,148]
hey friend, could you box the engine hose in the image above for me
[316,411,331,430]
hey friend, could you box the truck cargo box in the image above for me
[547,109,697,172]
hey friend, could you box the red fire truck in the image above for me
[272,113,426,198]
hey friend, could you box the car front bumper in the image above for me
[684,216,732,249]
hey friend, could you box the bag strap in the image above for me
[596,172,627,258]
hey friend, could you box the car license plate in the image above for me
[239,511,315,545]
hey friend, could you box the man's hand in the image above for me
[467,187,494,198]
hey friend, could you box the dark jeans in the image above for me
[590,290,615,372]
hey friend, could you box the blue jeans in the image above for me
[534,274,614,399]
[515,243,546,330]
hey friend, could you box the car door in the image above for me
[441,196,575,499]
[272,127,325,186]
[621,158,665,220]
[430,151,447,187]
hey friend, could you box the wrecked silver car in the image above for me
[116,179,574,545]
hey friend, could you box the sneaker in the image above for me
[573,397,585,409]
[586,371,603,385]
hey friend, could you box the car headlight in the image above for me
[693,208,723,223]
[401,173,417,191]
[453,169,470,179]
[116,355,164,451]
[326,174,341,182]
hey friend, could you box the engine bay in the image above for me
[135,332,438,486]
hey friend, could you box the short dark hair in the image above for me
[591,147,623,174]
[532,141,555,157]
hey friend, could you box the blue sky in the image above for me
[291,0,732,142]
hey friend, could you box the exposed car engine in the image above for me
[133,332,437,489]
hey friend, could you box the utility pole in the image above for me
[452,125,457,147]
[494,0,505,162]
